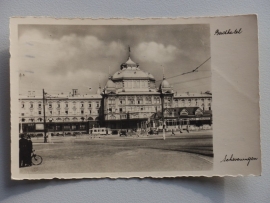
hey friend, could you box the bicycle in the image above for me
[31,150,43,165]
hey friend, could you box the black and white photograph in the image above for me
[10,16,260,179]
[17,22,213,174]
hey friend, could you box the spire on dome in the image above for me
[162,66,165,80]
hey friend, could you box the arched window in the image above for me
[109,115,116,120]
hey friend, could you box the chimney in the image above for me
[72,89,78,96]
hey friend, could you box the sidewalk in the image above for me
[31,129,213,143]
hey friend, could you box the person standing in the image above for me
[26,135,33,166]
[19,133,28,167]
[171,128,175,136]
[179,125,183,133]
[44,132,48,143]
[48,132,52,143]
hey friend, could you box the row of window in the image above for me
[21,102,100,109]
[21,109,98,116]
[108,98,160,105]
[123,80,149,89]
[108,106,160,113]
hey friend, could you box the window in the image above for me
[81,103,84,107]
[121,115,126,119]
[50,111,52,115]
[66,103,68,107]
[109,108,112,112]
[119,99,125,105]
[108,99,115,105]
[96,102,99,107]
[120,108,122,113]
[30,103,33,108]
[80,125,85,130]
[89,110,92,114]
[135,80,140,88]
[128,81,132,88]
[188,99,191,106]
[21,113,24,116]
[81,110,84,114]
[57,103,60,108]
[65,110,68,115]
[21,103,24,108]
[38,111,41,115]
[128,99,134,104]
[146,97,152,104]
[141,80,145,88]
[63,126,70,130]
[89,103,91,107]
[38,103,41,108]
[154,97,160,104]
[109,115,116,120]
[56,126,61,131]
[58,111,60,115]
[49,103,52,108]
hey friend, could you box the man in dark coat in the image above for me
[26,135,33,166]
[19,133,28,167]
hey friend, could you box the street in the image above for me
[20,130,213,174]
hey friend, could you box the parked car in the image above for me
[149,129,159,135]
[119,130,127,137]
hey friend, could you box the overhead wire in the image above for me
[156,56,211,82]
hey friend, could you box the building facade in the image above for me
[19,50,212,134]
[19,89,102,135]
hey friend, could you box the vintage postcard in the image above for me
[10,15,261,179]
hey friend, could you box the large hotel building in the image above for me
[19,51,212,135]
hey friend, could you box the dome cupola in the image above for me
[106,76,116,88]
[159,75,173,93]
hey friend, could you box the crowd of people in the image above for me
[19,133,33,168]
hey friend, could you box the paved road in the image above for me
[21,130,213,174]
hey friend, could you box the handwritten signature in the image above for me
[220,154,258,166]
[214,28,242,35]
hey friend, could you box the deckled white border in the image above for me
[10,15,261,179]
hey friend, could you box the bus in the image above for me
[89,128,112,135]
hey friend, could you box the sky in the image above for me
[18,24,211,96]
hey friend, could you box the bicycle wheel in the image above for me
[32,155,43,165]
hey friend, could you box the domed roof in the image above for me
[160,78,171,88]
[106,78,115,88]
[112,69,155,80]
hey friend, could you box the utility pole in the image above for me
[161,92,165,140]
[42,89,47,140]
[161,66,166,140]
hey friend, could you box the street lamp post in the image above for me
[42,89,47,142]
